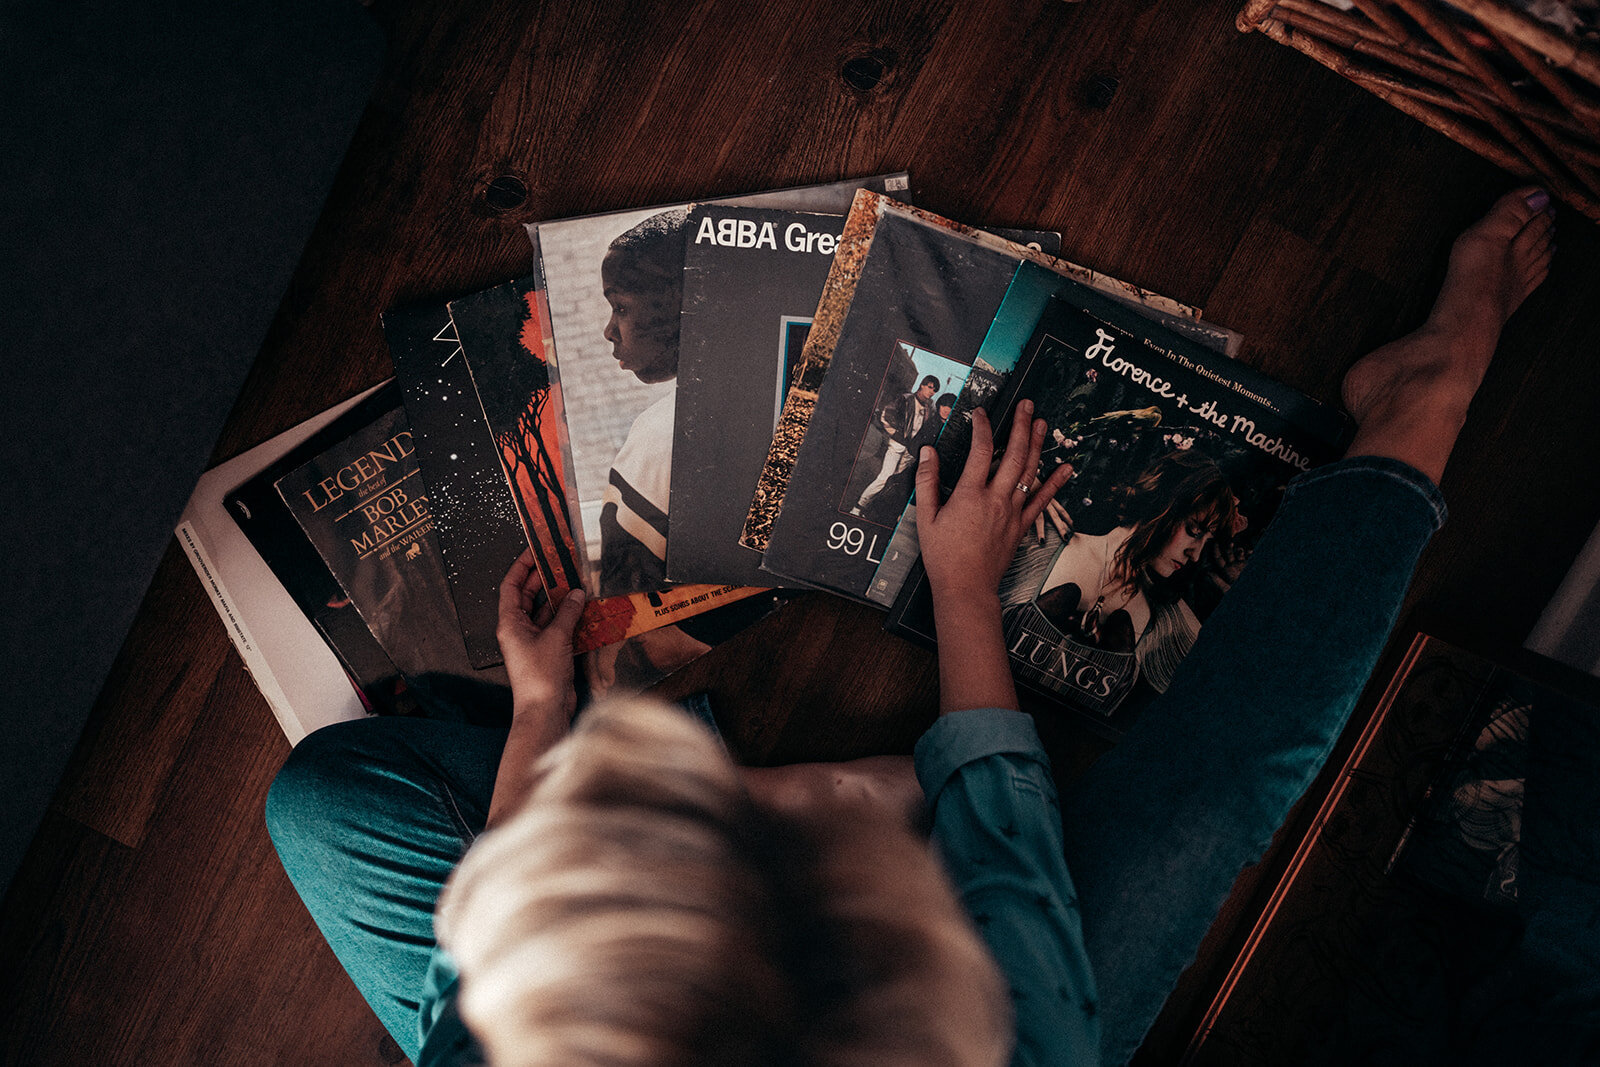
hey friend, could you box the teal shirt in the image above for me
[416,948,478,1067]
[418,707,1099,1066]
[915,707,1101,1066]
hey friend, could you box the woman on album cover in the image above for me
[1032,448,1235,653]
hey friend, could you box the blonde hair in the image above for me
[435,697,1011,1067]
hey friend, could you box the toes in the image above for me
[1511,210,1555,265]
[1476,185,1548,240]
[1518,238,1554,302]
[1517,204,1555,241]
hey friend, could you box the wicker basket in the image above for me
[1239,0,1600,222]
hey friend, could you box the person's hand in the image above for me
[497,549,584,723]
[915,400,1076,601]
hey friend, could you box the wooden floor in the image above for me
[5,0,1599,1063]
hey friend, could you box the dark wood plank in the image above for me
[5,0,1599,1063]
[0,812,133,1065]
[1,636,394,1065]
[51,544,234,847]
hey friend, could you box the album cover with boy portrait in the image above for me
[532,174,908,598]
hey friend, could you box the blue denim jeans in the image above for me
[266,716,506,1060]
[1058,455,1446,1062]
[266,455,1447,1065]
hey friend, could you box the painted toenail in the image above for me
[1525,189,1550,211]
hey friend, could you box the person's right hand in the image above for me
[497,550,585,723]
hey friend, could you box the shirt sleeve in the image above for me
[915,708,1102,1067]
[416,946,485,1067]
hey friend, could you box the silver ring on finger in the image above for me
[1015,481,1032,495]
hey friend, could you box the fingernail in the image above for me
[1021,399,1033,413]
[921,446,934,460]
[1526,189,1550,212]
[567,589,586,605]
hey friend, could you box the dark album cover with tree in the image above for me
[451,273,580,600]
[452,271,763,657]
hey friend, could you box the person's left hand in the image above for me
[497,550,584,723]
[916,400,1077,600]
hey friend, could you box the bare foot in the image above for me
[1341,186,1554,483]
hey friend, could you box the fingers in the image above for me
[915,446,942,525]
[993,399,1040,489]
[531,587,556,629]
[588,644,618,690]
[499,549,540,625]
[1023,415,1048,483]
[500,548,536,594]
[957,408,995,491]
[547,588,586,642]
[1047,498,1071,538]
[1020,460,1076,529]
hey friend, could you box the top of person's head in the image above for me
[918,375,940,391]
[936,392,957,412]
[435,697,1011,1067]
[602,208,690,296]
